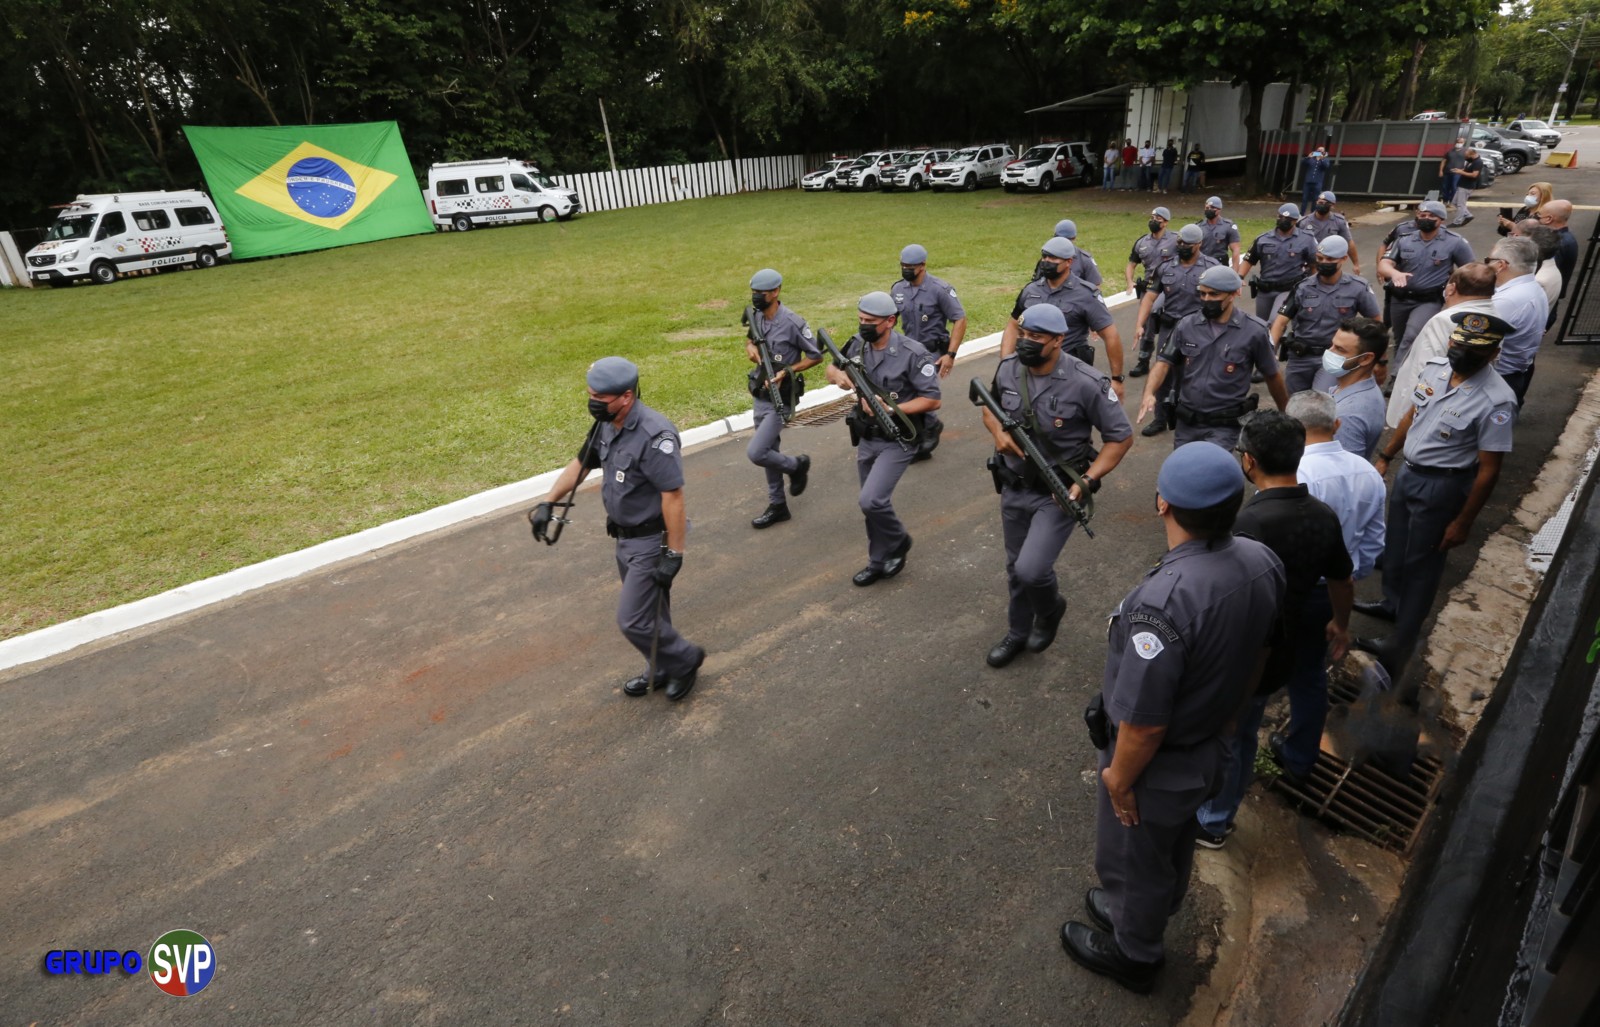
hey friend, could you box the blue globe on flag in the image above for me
[286,157,357,218]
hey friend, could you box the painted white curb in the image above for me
[0,291,1137,673]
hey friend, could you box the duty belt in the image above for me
[1287,339,1332,358]
[1174,393,1260,428]
[1404,460,1478,478]
[606,515,666,539]
[1257,277,1302,294]
[1389,286,1445,303]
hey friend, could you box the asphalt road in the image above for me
[5,139,1599,1025]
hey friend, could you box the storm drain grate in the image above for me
[790,395,855,427]
[1270,749,1445,853]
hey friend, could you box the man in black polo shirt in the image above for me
[1194,411,1353,848]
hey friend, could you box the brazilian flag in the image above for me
[185,122,433,260]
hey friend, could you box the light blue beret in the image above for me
[1157,442,1245,508]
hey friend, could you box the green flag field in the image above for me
[0,188,1271,640]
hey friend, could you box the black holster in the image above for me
[1085,694,1113,751]
[747,368,803,404]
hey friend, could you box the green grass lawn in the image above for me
[0,188,1272,639]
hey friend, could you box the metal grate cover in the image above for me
[1270,749,1444,853]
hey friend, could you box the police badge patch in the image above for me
[1131,632,1165,660]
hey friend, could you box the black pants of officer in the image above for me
[857,435,917,569]
[1389,297,1444,377]
[1379,463,1474,673]
[615,534,702,680]
[747,398,800,504]
[1136,316,1160,362]
[1095,741,1224,964]
[999,487,1075,643]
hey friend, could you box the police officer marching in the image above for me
[530,357,706,701]
[891,243,967,460]
[1002,238,1126,392]
[1299,191,1361,276]
[980,304,1134,669]
[1239,203,1317,323]
[744,268,821,529]
[1062,442,1285,994]
[1378,200,1475,375]
[1134,224,1219,437]
[1269,235,1381,392]
[1196,196,1241,271]
[1125,207,1178,379]
[1138,266,1289,449]
[1055,219,1104,288]
[826,292,942,586]
[1356,312,1519,678]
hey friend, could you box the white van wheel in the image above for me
[90,261,117,285]
[452,215,473,232]
[537,205,557,223]
[196,248,217,269]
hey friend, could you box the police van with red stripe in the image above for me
[25,190,231,286]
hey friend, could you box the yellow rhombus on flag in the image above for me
[234,141,398,231]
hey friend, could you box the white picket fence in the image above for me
[551,154,808,214]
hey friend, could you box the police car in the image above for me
[802,158,855,191]
[24,190,231,286]
[840,150,908,190]
[929,143,1016,191]
[882,149,952,192]
[1001,141,1094,192]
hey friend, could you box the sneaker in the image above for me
[1196,824,1234,850]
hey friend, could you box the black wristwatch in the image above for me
[1082,474,1102,493]
[1111,374,1126,383]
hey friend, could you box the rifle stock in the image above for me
[968,377,1095,538]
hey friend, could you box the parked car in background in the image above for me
[1466,124,1539,174]
[929,143,1016,191]
[802,158,855,191]
[1505,119,1563,148]
[1411,110,1449,121]
[841,150,908,190]
[883,148,952,192]
[1002,141,1095,192]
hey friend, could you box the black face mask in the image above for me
[1276,217,1295,231]
[1148,219,1163,234]
[1204,208,1218,220]
[1015,338,1050,366]
[1416,217,1439,233]
[751,291,771,309]
[588,397,614,421]
[1315,202,1331,215]
[858,322,882,343]
[1316,261,1340,277]
[901,266,918,282]
[1201,299,1226,321]
[1036,259,1063,280]
[1447,345,1492,377]
[1177,244,1196,260]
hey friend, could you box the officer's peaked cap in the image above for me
[1449,310,1513,348]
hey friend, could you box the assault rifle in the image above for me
[743,305,793,422]
[969,377,1095,538]
[528,419,602,545]
[818,328,917,451]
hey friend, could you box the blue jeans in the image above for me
[1183,169,1199,192]
[1278,590,1334,779]
[1102,165,1116,190]
[1301,181,1323,214]
[1158,166,1174,191]
[1197,696,1269,835]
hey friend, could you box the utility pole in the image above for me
[1541,17,1589,122]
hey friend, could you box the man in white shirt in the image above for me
[1290,391,1386,582]
[1386,263,1498,429]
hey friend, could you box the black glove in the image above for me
[528,502,553,541]
[653,546,683,588]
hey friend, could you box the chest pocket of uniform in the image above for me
[1435,411,1472,440]
[611,451,636,482]
[999,388,1022,413]
[1222,339,1251,365]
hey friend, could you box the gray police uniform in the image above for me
[1073,246,1105,289]
[1147,254,1221,424]
[892,274,965,450]
[1297,211,1354,248]
[746,303,821,505]
[1011,276,1115,367]
[1131,232,1180,360]
[1384,228,1475,371]
[1381,358,1517,666]
[1275,272,1380,391]
[849,330,941,569]
[1158,308,1280,449]
[991,355,1131,642]
[588,401,703,679]
[1097,535,1285,964]
[1244,229,1316,321]
[1197,216,1239,266]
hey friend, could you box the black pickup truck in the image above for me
[1467,123,1541,174]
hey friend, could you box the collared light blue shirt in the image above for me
[1297,440,1386,580]
[1325,376,1387,459]
[1492,273,1550,374]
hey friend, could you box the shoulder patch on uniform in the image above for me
[1131,632,1166,660]
[949,288,958,298]
[653,434,677,453]
[1127,610,1179,642]
[921,363,936,376]
[802,326,814,339]
[1490,409,1512,425]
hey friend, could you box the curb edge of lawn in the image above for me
[0,291,1139,675]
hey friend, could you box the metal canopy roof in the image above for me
[1026,83,1137,115]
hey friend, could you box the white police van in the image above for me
[25,190,231,286]
[428,158,581,231]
